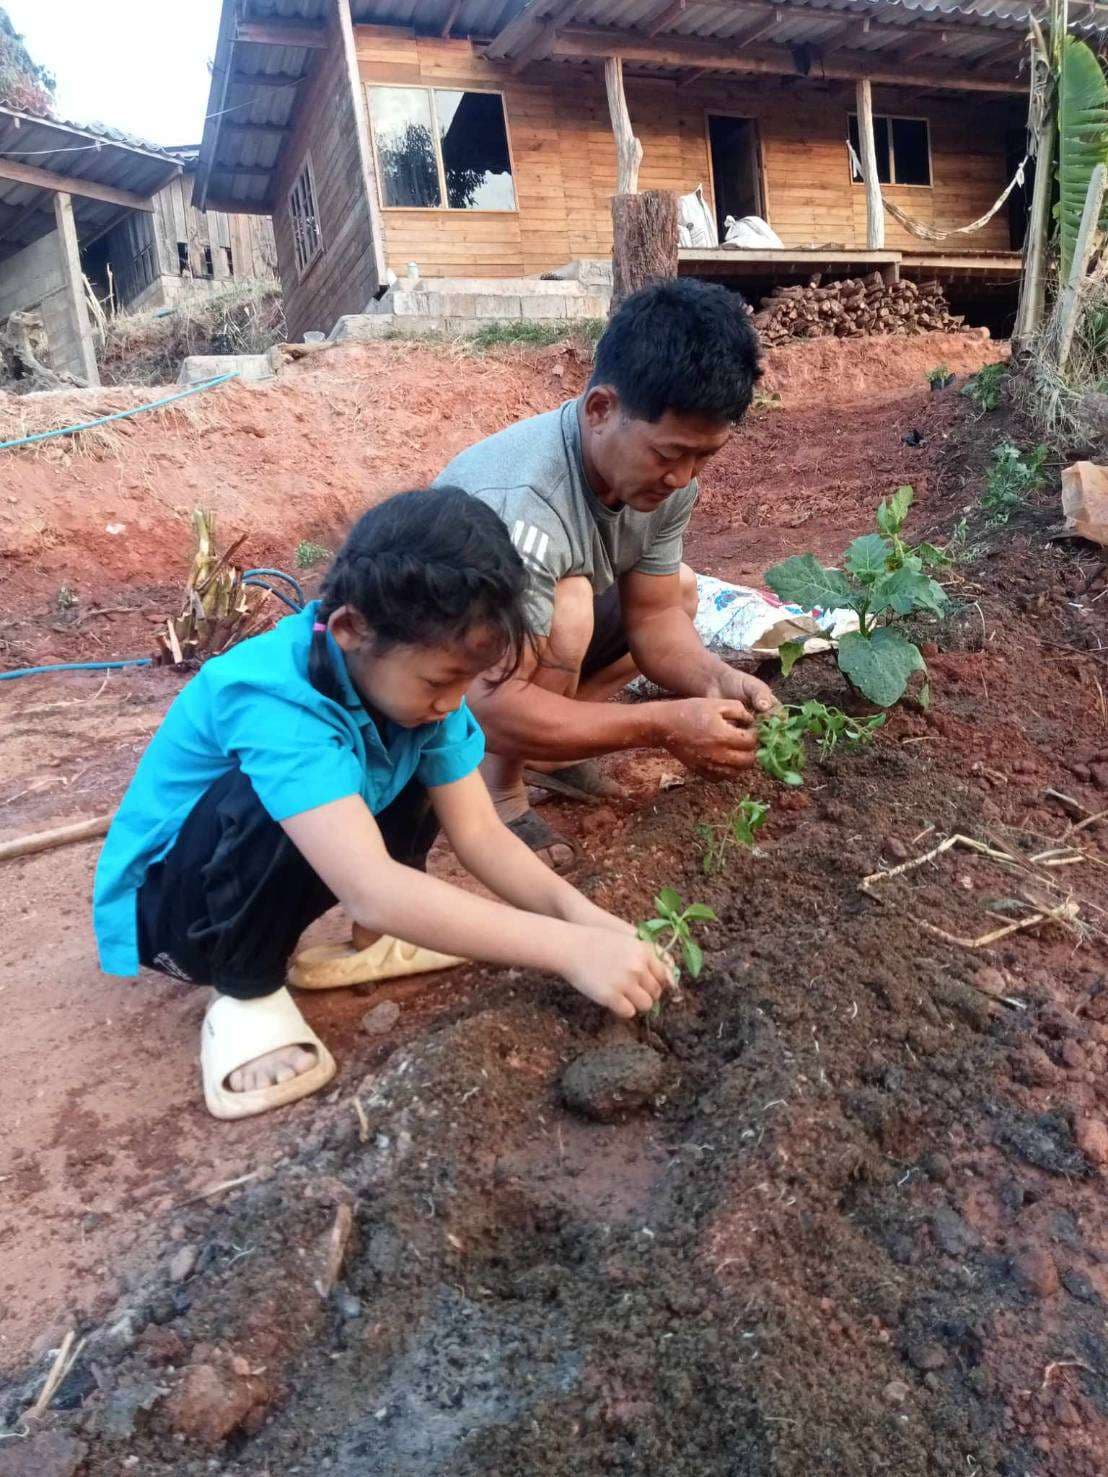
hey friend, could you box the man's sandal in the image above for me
[522,760,625,804]
[288,934,466,991]
[201,987,336,1121]
[504,808,579,874]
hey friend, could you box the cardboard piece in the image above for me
[1061,461,1108,547]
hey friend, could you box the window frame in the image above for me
[365,82,519,215]
[288,153,323,279]
[847,113,933,189]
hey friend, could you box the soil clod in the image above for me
[560,1043,666,1122]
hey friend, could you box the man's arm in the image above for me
[621,568,777,713]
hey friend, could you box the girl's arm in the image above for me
[430,771,631,934]
[280,795,670,1018]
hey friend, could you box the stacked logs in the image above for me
[750,273,965,348]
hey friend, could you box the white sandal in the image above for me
[201,987,336,1121]
[288,934,465,991]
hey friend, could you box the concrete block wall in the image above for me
[0,230,89,381]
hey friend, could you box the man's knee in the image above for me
[679,563,699,619]
[545,576,595,671]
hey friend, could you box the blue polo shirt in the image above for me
[93,601,485,977]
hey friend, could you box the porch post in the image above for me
[855,77,885,251]
[53,190,100,387]
[605,55,677,311]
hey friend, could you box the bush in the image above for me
[981,441,1050,522]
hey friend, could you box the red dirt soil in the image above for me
[3,331,1107,1477]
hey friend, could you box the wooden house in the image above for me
[197,0,1108,343]
[92,147,277,313]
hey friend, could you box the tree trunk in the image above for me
[855,78,885,251]
[611,189,679,311]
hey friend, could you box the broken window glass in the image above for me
[436,90,515,210]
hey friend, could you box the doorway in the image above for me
[707,115,764,239]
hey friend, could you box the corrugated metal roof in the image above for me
[0,108,183,264]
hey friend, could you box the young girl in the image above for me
[93,488,671,1120]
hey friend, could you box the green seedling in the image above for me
[752,389,784,412]
[636,888,717,986]
[765,486,949,708]
[698,798,770,875]
[981,441,1049,524]
[961,361,1007,412]
[295,540,332,569]
[927,364,955,391]
[757,701,885,787]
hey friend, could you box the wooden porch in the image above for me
[679,247,1023,287]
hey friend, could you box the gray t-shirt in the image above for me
[435,398,697,636]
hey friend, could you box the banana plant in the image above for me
[1058,36,1108,281]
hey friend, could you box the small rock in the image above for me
[883,1379,910,1405]
[336,1291,363,1320]
[139,1325,187,1366]
[908,1341,947,1371]
[1010,1044,1058,1088]
[163,1360,272,1446]
[1053,1393,1082,1427]
[1075,1116,1108,1166]
[561,1044,666,1122]
[0,1431,87,1477]
[932,1208,977,1256]
[973,965,1010,999]
[1060,1040,1087,1071]
[922,1151,952,1183]
[169,1245,198,1283]
[1013,1246,1059,1298]
[1090,763,1108,792]
[361,1000,401,1035]
[882,836,910,864]
[1060,1266,1097,1302]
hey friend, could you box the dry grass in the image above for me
[1016,266,1108,455]
[0,382,225,462]
[98,279,286,387]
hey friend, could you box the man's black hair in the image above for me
[308,486,532,704]
[590,278,763,424]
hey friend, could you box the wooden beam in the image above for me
[223,120,294,137]
[336,0,387,289]
[605,56,643,194]
[234,20,328,48]
[969,31,1027,68]
[0,158,156,212]
[441,0,465,37]
[53,192,99,387]
[552,29,1026,92]
[676,66,710,89]
[856,78,885,250]
[819,14,868,58]
[731,7,783,49]
[511,0,584,71]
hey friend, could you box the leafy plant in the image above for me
[636,888,716,983]
[698,798,770,875]
[295,539,332,569]
[961,361,1007,412]
[757,702,885,787]
[752,389,784,412]
[764,487,949,707]
[927,364,954,390]
[981,441,1049,523]
[1057,37,1108,283]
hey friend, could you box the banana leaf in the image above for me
[1058,36,1108,280]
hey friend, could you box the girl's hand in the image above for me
[563,928,675,1018]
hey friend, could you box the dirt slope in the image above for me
[3,332,1107,1477]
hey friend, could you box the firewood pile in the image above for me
[751,273,966,347]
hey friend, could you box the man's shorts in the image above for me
[581,584,631,680]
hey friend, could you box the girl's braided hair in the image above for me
[308,486,533,703]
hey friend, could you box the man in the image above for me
[436,278,774,870]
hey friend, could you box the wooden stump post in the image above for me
[855,78,885,251]
[605,55,677,310]
[611,190,679,309]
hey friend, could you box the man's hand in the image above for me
[706,665,779,715]
[563,928,675,1018]
[658,698,759,777]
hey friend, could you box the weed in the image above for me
[752,389,783,412]
[637,888,716,986]
[55,584,77,613]
[757,702,885,786]
[295,540,332,569]
[980,441,1049,523]
[765,487,949,707]
[698,798,770,874]
[962,361,1008,412]
[927,364,955,391]
[470,319,605,352]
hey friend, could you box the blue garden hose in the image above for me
[0,372,239,453]
[0,657,153,682]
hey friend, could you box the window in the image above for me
[368,85,516,211]
[848,114,931,187]
[288,157,322,276]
